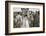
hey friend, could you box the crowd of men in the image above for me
[13,8,40,28]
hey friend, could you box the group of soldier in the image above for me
[14,8,40,28]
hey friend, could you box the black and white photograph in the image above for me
[13,8,40,28]
[5,1,45,35]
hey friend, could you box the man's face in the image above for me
[22,10,27,12]
[21,8,29,12]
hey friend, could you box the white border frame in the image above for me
[8,2,43,33]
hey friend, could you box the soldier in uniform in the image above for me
[33,11,40,27]
[21,8,29,28]
[14,12,23,28]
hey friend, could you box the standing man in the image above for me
[21,8,29,28]
[15,12,23,28]
[33,11,40,27]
